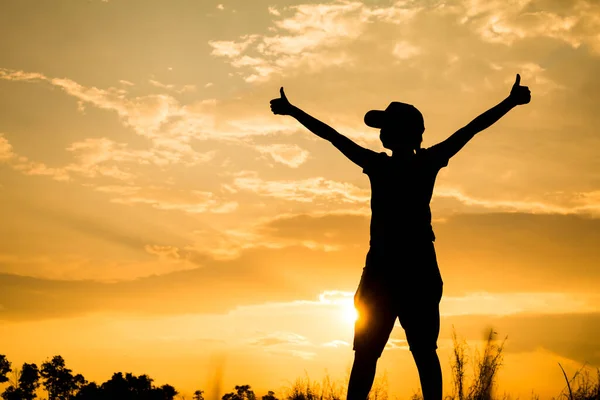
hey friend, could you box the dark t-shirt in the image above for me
[362,146,449,270]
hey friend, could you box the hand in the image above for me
[508,74,531,105]
[270,87,294,115]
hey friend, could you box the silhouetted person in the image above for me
[270,75,531,400]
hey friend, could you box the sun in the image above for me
[341,301,359,324]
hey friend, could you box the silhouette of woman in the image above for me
[270,75,531,400]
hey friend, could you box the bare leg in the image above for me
[347,352,379,400]
[412,349,442,400]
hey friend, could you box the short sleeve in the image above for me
[422,145,449,170]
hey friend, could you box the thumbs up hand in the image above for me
[270,87,294,115]
[508,74,531,105]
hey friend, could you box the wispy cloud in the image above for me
[255,144,310,167]
[441,291,600,317]
[231,171,371,204]
[249,331,311,347]
[449,0,600,52]
[322,339,350,348]
[250,337,318,359]
[0,68,313,210]
[91,184,238,214]
[433,186,600,216]
[208,1,421,82]
[0,67,302,154]
[208,0,600,86]
[227,170,600,217]
[392,40,422,60]
[0,134,215,183]
[0,134,16,162]
[149,79,197,93]
[0,68,212,142]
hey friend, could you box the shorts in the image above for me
[352,241,443,358]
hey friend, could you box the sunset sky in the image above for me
[1,0,600,398]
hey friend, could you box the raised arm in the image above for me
[270,87,377,169]
[431,74,531,161]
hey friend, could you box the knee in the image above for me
[410,346,438,358]
[353,350,379,366]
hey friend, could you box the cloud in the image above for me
[208,1,421,82]
[0,68,216,143]
[0,134,215,183]
[210,35,259,58]
[149,79,197,94]
[207,0,600,89]
[322,340,350,348]
[0,212,370,320]
[0,69,46,82]
[11,159,71,181]
[223,168,600,217]
[195,210,600,295]
[392,41,422,60]
[0,247,348,320]
[3,210,600,322]
[434,212,600,294]
[448,0,600,52]
[255,144,310,167]
[231,171,371,204]
[149,79,175,90]
[0,69,319,211]
[182,212,364,261]
[433,185,600,217]
[104,186,238,214]
[1,68,307,174]
[144,245,182,260]
[0,68,221,186]
[441,292,600,317]
[1,134,70,181]
[249,331,310,347]
[440,312,600,365]
[50,76,182,137]
[0,135,16,162]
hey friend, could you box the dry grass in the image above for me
[281,371,388,400]
[406,327,598,400]
[557,363,600,400]
[441,328,506,400]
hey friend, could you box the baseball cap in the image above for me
[364,102,424,131]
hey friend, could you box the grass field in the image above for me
[279,329,599,400]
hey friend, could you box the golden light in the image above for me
[341,301,359,324]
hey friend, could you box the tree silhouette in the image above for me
[1,362,40,400]
[158,384,178,399]
[262,391,278,400]
[99,372,130,398]
[222,385,256,400]
[40,355,86,400]
[74,382,102,400]
[1,354,180,400]
[0,355,10,384]
[97,371,178,400]
[193,390,205,400]
[17,363,40,400]
[0,386,22,400]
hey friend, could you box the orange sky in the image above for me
[1,0,600,399]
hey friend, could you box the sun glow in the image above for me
[342,301,359,323]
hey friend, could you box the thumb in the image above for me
[280,87,288,101]
[514,73,521,87]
